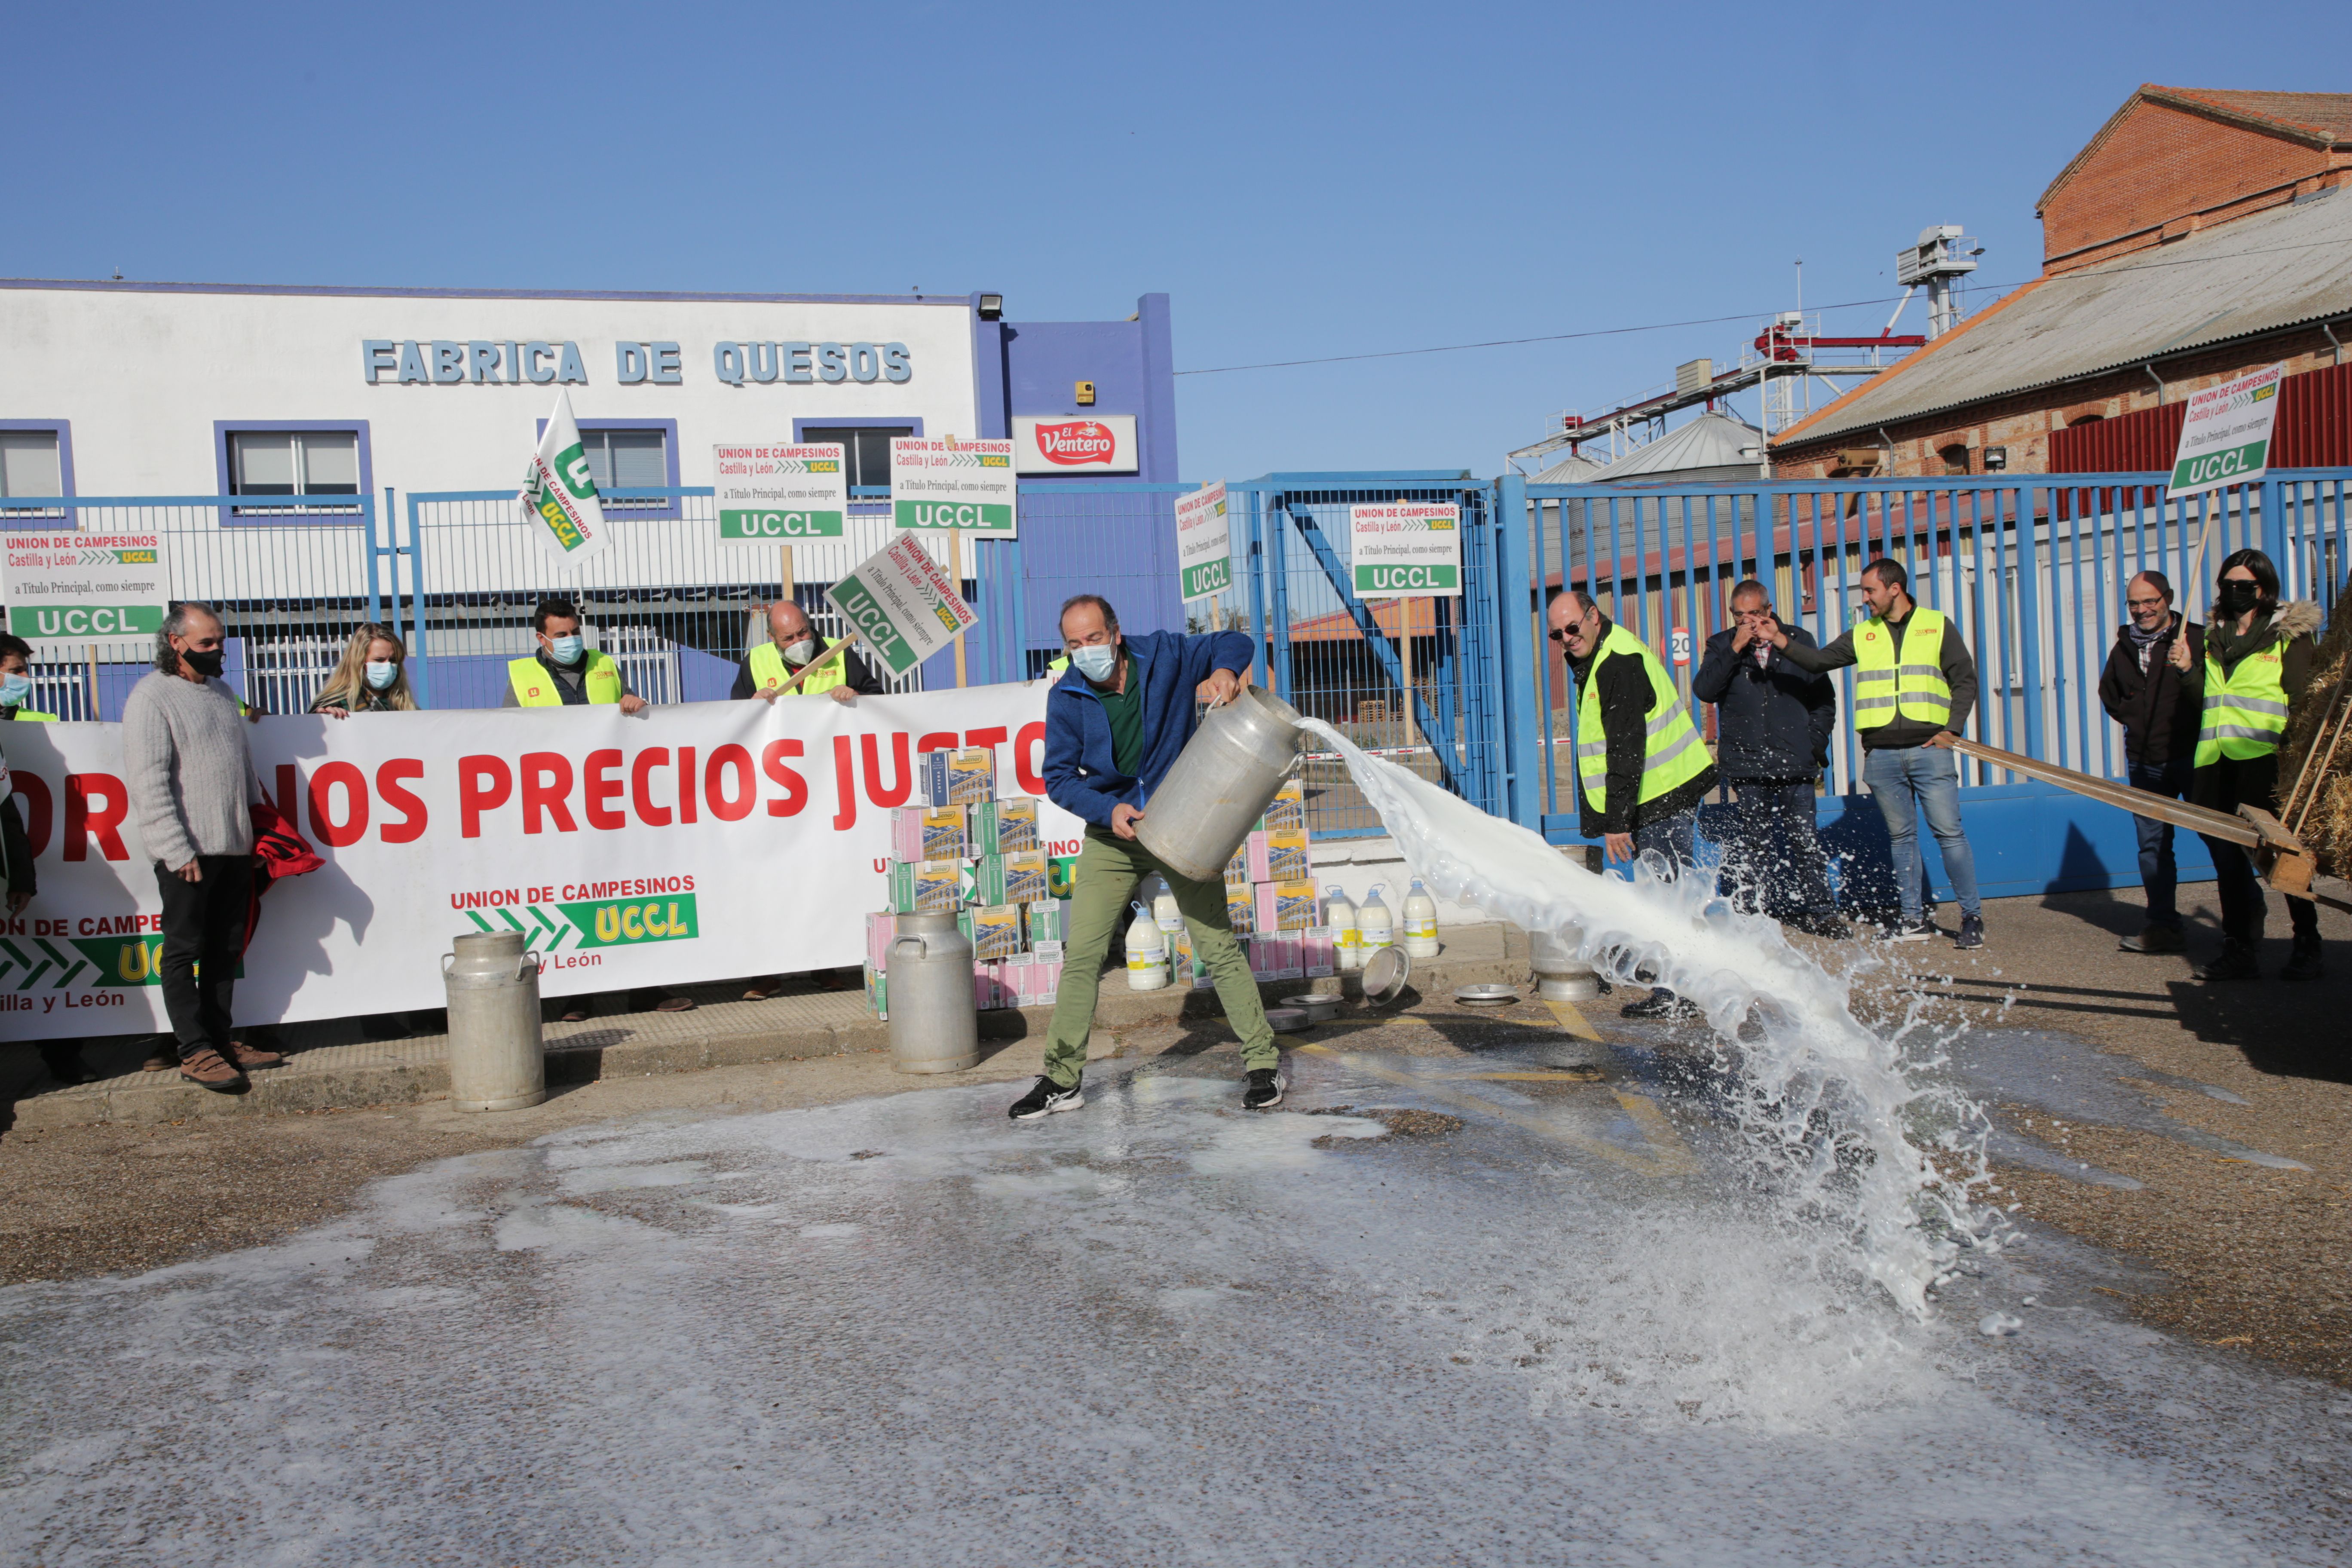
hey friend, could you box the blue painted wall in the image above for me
[924,292,1180,687]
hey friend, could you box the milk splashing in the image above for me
[1299,721,1999,1314]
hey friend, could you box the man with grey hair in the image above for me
[122,602,278,1091]
[729,599,882,705]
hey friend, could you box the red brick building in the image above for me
[1773,86,2352,479]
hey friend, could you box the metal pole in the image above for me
[949,529,967,688]
[85,643,97,722]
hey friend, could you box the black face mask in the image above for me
[2214,581,2262,619]
[182,648,225,679]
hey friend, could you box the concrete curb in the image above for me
[7,932,1527,1130]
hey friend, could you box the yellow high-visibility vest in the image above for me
[747,640,846,696]
[3,710,56,721]
[508,651,623,707]
[2196,640,2290,766]
[1851,606,1953,730]
[1575,624,1710,813]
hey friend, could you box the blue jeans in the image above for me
[1862,744,1981,921]
[1632,808,1698,879]
[2128,758,2190,929]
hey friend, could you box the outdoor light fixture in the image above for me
[1075,380,1096,405]
[1983,447,2008,471]
[977,294,1004,320]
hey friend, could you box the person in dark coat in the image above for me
[1693,579,1847,938]
[2097,570,2203,954]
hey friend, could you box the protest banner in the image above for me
[0,530,171,643]
[1349,502,1461,597]
[1175,481,1233,603]
[517,389,610,564]
[713,442,848,542]
[827,536,979,679]
[2168,362,2285,500]
[0,683,1078,1040]
[889,436,1017,536]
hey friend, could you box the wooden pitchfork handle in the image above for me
[762,632,859,698]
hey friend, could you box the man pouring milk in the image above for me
[1007,594,1283,1121]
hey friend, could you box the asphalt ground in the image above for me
[4,968,2348,1564]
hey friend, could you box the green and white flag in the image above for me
[518,390,609,564]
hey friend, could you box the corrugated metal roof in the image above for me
[1597,410,1762,481]
[1774,187,2352,450]
[1528,451,1605,484]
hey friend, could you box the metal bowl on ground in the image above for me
[1280,994,1340,1024]
[1454,983,1520,1007]
[1264,1006,1314,1034]
[1360,946,1412,1008]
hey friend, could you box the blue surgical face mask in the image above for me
[1071,642,1118,682]
[364,661,399,691]
[0,674,31,708]
[548,634,585,665]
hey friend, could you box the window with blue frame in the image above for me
[0,430,63,498]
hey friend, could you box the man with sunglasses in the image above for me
[2097,570,2202,954]
[1547,589,1718,1020]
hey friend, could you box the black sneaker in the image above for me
[1243,1068,1286,1109]
[1788,911,1852,940]
[2194,944,2261,983]
[1620,989,1701,1021]
[2119,925,2185,954]
[1881,918,1936,943]
[2281,936,2325,983]
[1008,1075,1084,1120]
[1954,915,1984,950]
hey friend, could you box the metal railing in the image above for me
[1515,469,2352,839]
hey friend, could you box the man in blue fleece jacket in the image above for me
[1008,594,1282,1120]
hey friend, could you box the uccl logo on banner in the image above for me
[1030,420,1120,467]
[1354,564,1460,592]
[12,605,165,638]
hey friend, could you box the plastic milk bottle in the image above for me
[1126,901,1170,990]
[1357,883,1395,952]
[1402,878,1440,958]
[1324,885,1362,972]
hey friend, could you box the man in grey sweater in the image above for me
[123,603,280,1091]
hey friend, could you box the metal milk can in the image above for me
[1133,684,1307,884]
[441,929,548,1112]
[889,910,980,1074]
[1530,927,1601,1002]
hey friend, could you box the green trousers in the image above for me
[1041,829,1276,1087]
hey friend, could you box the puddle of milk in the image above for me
[1299,721,2000,1316]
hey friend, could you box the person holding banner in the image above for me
[730,600,881,706]
[501,599,648,713]
[122,603,283,1092]
[0,636,58,721]
[1008,594,1279,1118]
[310,624,420,715]
[2172,550,2325,983]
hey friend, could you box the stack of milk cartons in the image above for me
[867,746,1069,1018]
[1217,777,1334,989]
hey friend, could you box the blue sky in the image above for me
[6,1,2344,481]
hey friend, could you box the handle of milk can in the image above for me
[517,949,542,981]
[440,952,455,976]
[893,935,927,962]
